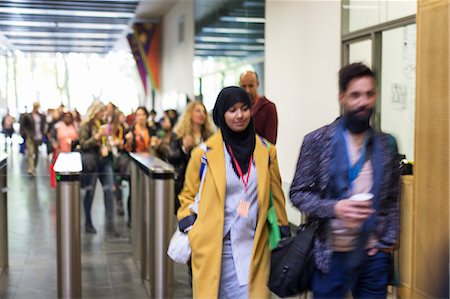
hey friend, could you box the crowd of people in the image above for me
[0,65,400,299]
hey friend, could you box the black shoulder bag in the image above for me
[268,219,323,298]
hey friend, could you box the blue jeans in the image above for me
[312,251,390,299]
[83,157,114,225]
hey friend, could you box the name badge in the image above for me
[237,199,250,218]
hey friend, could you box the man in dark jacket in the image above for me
[289,63,400,298]
[239,71,278,144]
[20,101,46,176]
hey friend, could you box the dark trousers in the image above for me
[312,251,390,299]
[83,157,114,225]
[3,129,14,147]
[113,174,131,224]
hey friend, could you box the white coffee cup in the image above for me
[350,193,374,201]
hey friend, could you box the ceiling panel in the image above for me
[0,0,140,54]
[194,0,265,58]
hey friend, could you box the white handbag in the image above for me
[167,229,192,264]
[167,144,208,264]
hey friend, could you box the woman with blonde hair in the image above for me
[168,101,215,214]
[79,100,116,235]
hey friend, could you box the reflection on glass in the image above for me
[193,56,256,111]
[381,24,416,161]
[346,0,417,33]
[347,0,380,32]
[349,39,372,67]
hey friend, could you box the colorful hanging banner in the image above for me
[127,33,148,94]
[132,23,160,91]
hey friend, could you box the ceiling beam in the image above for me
[195,49,252,57]
[201,27,263,35]
[0,13,131,24]
[15,45,110,53]
[195,43,264,51]
[3,30,122,39]
[0,20,128,30]
[9,38,116,47]
[195,35,264,44]
[0,7,135,19]
[0,2,138,13]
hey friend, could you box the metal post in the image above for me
[150,167,174,299]
[54,152,82,299]
[0,154,8,274]
[131,162,141,264]
[141,175,152,282]
[129,154,174,298]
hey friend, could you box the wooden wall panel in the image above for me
[399,176,414,290]
[414,0,449,298]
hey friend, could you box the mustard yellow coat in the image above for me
[177,131,289,299]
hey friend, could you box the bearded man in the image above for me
[290,63,400,299]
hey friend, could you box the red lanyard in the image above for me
[228,145,253,193]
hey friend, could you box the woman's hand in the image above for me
[100,126,110,137]
[94,132,101,141]
[125,132,133,144]
[151,136,162,148]
[182,135,194,152]
[114,138,123,147]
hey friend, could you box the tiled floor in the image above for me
[0,142,192,298]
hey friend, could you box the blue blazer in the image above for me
[289,117,401,273]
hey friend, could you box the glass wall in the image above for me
[381,24,416,160]
[349,39,372,67]
[345,0,417,33]
[342,1,416,161]
[193,0,265,111]
[193,57,257,111]
[0,51,142,118]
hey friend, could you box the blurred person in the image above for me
[105,101,117,124]
[148,109,159,131]
[289,63,400,298]
[124,106,156,154]
[55,112,79,153]
[125,109,135,127]
[168,101,214,214]
[48,112,78,188]
[1,109,15,150]
[239,71,278,144]
[166,109,178,120]
[71,109,82,130]
[79,100,116,235]
[19,101,46,176]
[110,109,128,217]
[46,108,62,156]
[154,110,178,161]
[118,110,129,130]
[57,103,66,114]
[18,106,28,155]
[177,86,289,298]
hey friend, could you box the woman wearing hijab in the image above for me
[177,86,289,298]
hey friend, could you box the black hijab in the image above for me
[213,86,256,175]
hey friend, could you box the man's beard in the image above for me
[343,107,372,134]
